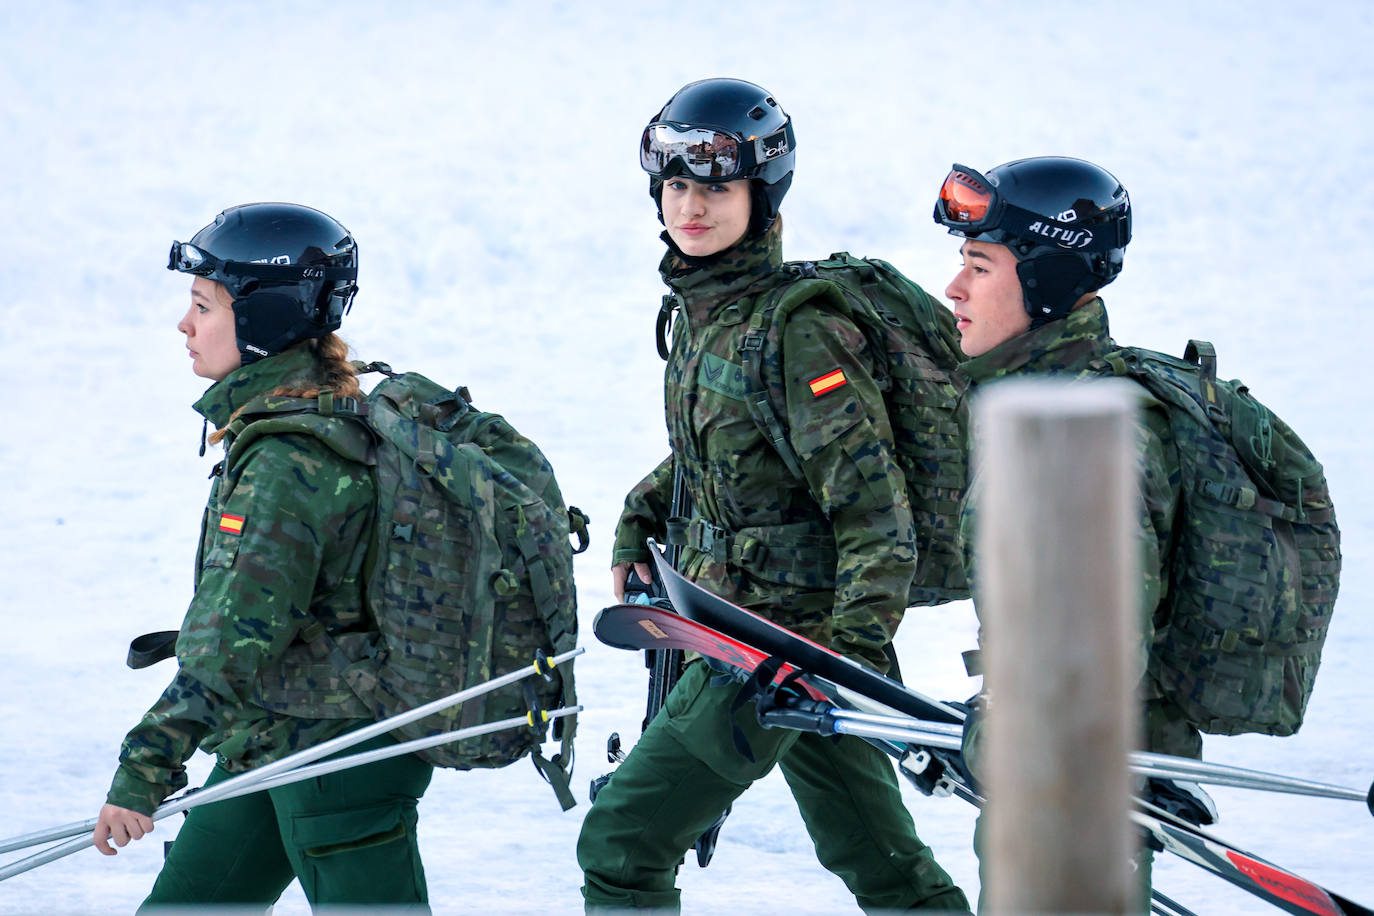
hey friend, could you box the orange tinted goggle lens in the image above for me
[940,170,993,223]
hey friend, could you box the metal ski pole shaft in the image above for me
[0,706,581,868]
[0,648,581,877]
[235,706,580,798]
[1128,748,1370,805]
[825,715,963,750]
[1129,759,1369,803]
[0,820,99,857]
[784,704,1371,807]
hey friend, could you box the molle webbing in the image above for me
[1093,342,1340,737]
[227,368,583,809]
[737,253,970,605]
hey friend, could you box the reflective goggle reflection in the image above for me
[936,165,997,226]
[168,241,219,276]
[640,123,743,179]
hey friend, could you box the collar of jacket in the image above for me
[193,346,321,431]
[658,222,784,328]
[957,297,1116,386]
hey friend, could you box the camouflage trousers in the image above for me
[138,733,433,912]
[577,659,971,913]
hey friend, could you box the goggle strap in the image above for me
[221,262,358,282]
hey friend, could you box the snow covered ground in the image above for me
[1,1,1371,912]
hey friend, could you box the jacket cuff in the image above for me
[106,766,174,817]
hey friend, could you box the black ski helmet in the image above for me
[169,203,359,365]
[934,157,1131,325]
[640,77,796,236]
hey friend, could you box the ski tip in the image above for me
[1367,779,1373,818]
[591,606,637,651]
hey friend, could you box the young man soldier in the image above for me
[576,77,971,913]
[935,156,1201,907]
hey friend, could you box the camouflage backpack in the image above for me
[230,362,588,808]
[731,252,970,606]
[1092,341,1340,736]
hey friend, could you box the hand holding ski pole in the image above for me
[91,805,153,856]
[0,648,582,881]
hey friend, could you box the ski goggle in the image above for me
[168,240,357,285]
[639,120,794,181]
[933,164,1003,233]
[168,240,221,276]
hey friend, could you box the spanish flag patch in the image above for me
[808,368,848,397]
[218,513,245,535]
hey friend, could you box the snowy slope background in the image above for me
[1,1,1371,912]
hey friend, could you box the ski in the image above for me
[644,539,963,724]
[594,602,837,702]
[597,603,1374,803]
[1134,798,1371,916]
[595,594,1372,916]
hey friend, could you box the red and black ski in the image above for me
[593,602,831,702]
[644,539,963,724]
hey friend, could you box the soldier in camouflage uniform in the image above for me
[933,157,1203,908]
[576,78,970,913]
[92,204,434,909]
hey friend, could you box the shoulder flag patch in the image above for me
[218,513,245,535]
[808,369,848,397]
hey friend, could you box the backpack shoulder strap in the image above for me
[818,252,964,370]
[226,392,376,472]
[1091,345,1216,429]
[737,265,845,480]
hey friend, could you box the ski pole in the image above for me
[236,706,579,797]
[4,703,582,860]
[758,701,1373,808]
[0,648,581,873]
[815,687,1372,808]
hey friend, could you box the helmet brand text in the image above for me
[1025,221,1094,249]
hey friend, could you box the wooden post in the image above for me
[975,379,1142,914]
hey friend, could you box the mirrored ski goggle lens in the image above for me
[938,170,994,223]
[640,124,742,179]
[168,241,214,274]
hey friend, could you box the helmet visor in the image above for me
[934,164,1001,231]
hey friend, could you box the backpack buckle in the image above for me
[688,518,730,563]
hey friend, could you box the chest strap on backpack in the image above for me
[739,306,806,481]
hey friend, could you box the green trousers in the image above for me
[577,660,971,913]
[139,733,434,912]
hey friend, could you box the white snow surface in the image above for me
[1,1,1371,913]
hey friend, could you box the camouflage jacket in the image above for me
[106,347,376,814]
[613,226,915,673]
[956,299,1181,683]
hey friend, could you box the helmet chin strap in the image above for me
[1016,253,1100,328]
[232,291,323,365]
